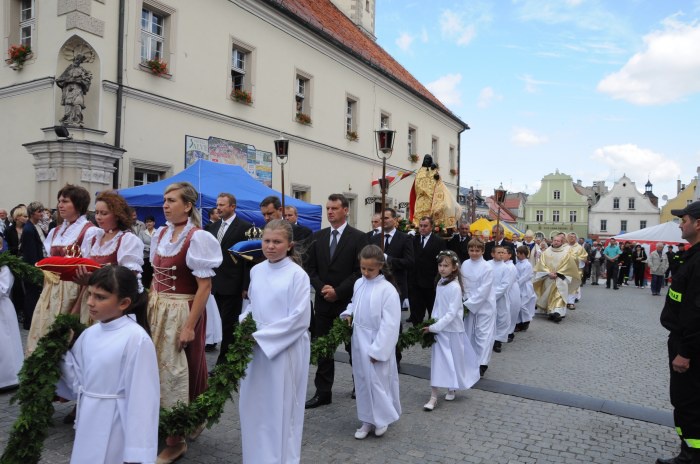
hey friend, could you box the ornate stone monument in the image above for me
[56,53,92,126]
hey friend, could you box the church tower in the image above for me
[330,0,376,39]
[644,180,659,207]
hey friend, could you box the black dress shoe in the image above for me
[551,313,563,323]
[493,341,502,353]
[479,365,488,377]
[204,343,217,352]
[507,333,514,343]
[305,393,332,409]
[351,388,356,399]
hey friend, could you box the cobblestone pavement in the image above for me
[0,280,679,463]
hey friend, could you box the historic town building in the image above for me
[588,175,660,239]
[522,170,589,239]
[661,177,698,223]
[0,0,467,229]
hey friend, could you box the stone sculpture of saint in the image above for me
[56,54,92,126]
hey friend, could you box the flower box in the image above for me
[296,112,312,125]
[409,154,419,163]
[144,58,168,76]
[6,44,32,70]
[346,131,358,141]
[450,168,458,176]
[231,89,252,104]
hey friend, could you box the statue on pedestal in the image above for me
[56,54,92,126]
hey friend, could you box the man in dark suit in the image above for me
[209,193,252,365]
[370,208,414,304]
[260,196,312,244]
[408,216,446,324]
[447,220,471,262]
[366,213,382,239]
[20,201,46,330]
[284,205,313,244]
[305,193,367,408]
[485,224,516,263]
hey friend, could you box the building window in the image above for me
[640,220,647,229]
[292,183,310,203]
[553,190,560,200]
[141,8,164,62]
[366,0,370,12]
[380,112,390,129]
[628,198,635,209]
[613,198,620,209]
[431,137,438,162]
[133,169,161,186]
[130,159,172,187]
[620,220,627,232]
[552,210,560,222]
[346,97,357,135]
[408,126,416,155]
[569,211,577,223]
[231,46,251,92]
[600,219,607,231]
[449,145,456,170]
[536,210,543,222]
[295,74,310,115]
[19,0,35,48]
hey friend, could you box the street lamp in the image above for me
[494,183,506,241]
[375,127,396,252]
[274,134,289,213]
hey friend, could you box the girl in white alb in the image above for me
[0,264,23,389]
[423,250,480,411]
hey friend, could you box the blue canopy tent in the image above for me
[118,159,322,230]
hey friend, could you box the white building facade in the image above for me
[588,175,660,238]
[0,0,467,229]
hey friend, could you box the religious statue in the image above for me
[409,154,459,231]
[56,54,92,126]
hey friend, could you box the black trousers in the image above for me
[408,285,436,324]
[214,292,243,366]
[23,282,41,330]
[668,337,700,450]
[605,261,619,288]
[313,307,342,395]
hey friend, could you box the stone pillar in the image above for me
[23,127,125,207]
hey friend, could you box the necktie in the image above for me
[384,234,391,250]
[421,236,426,248]
[330,229,338,258]
[216,221,227,243]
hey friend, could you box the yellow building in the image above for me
[661,179,697,223]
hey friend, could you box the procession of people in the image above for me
[1,180,698,463]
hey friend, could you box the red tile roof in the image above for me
[264,0,467,127]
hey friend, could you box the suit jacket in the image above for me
[365,229,381,240]
[307,224,368,314]
[21,222,44,265]
[411,233,446,288]
[447,235,470,263]
[4,223,21,256]
[371,230,414,300]
[485,239,516,263]
[292,223,312,244]
[208,215,252,295]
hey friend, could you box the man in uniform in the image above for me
[657,201,700,464]
[533,233,579,323]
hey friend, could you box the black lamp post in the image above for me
[494,183,507,240]
[274,135,289,213]
[375,127,396,252]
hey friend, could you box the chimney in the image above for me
[678,179,682,193]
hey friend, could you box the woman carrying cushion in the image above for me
[26,184,93,355]
[147,182,222,464]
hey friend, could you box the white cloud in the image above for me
[477,86,503,108]
[395,33,414,52]
[420,27,429,43]
[512,127,548,146]
[518,74,557,93]
[597,17,700,105]
[440,10,477,46]
[426,74,463,108]
[590,144,681,183]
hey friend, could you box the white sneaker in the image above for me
[374,425,388,437]
[423,396,437,411]
[354,423,372,439]
[445,390,456,401]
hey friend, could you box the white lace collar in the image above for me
[155,220,196,257]
[51,215,90,246]
[89,229,125,256]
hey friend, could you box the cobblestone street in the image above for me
[0,281,679,463]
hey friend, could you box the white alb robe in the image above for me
[461,257,496,366]
[57,316,160,464]
[428,279,480,390]
[505,261,521,335]
[516,258,536,322]
[204,294,223,345]
[239,257,311,464]
[0,266,23,388]
[341,274,401,429]
[491,260,513,343]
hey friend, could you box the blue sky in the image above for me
[375,0,700,204]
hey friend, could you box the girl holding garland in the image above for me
[423,250,480,411]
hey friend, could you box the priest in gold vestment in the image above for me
[533,233,579,322]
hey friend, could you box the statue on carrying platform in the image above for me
[409,154,459,232]
[56,54,92,126]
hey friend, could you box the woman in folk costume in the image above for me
[340,244,402,440]
[57,266,159,464]
[27,184,94,354]
[460,238,496,377]
[238,219,311,463]
[0,261,23,390]
[148,181,222,464]
[422,250,480,411]
[73,191,144,324]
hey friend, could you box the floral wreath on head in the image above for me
[436,249,460,265]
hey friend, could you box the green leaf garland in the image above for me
[310,317,353,365]
[0,252,44,287]
[397,319,437,351]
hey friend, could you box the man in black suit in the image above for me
[284,205,313,244]
[305,193,367,408]
[366,213,382,239]
[20,201,46,330]
[447,220,471,262]
[484,224,516,263]
[260,196,312,244]
[370,208,414,304]
[209,193,252,365]
[408,216,446,324]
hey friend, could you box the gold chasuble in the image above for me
[533,246,579,314]
[410,167,458,230]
